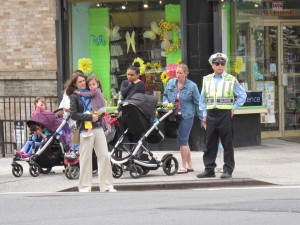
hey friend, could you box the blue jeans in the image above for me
[177,117,194,146]
[21,141,41,155]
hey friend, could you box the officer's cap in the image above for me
[208,53,228,65]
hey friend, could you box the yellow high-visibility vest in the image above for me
[203,73,235,109]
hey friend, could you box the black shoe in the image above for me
[220,172,232,179]
[196,171,216,178]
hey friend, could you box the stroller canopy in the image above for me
[122,93,157,119]
[26,111,62,132]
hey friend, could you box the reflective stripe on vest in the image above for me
[203,74,235,109]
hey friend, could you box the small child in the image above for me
[215,138,224,173]
[16,122,50,158]
[32,97,50,115]
[74,75,106,137]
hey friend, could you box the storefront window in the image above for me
[70,0,181,105]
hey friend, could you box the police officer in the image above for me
[197,53,247,179]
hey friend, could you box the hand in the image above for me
[64,107,70,112]
[56,110,64,117]
[74,90,80,94]
[114,110,119,115]
[92,114,98,122]
[162,102,169,107]
[231,109,234,117]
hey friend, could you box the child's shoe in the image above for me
[16,151,23,156]
[22,153,30,158]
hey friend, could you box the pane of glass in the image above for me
[283,25,300,130]
[258,26,279,131]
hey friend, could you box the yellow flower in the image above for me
[176,59,182,65]
[132,57,146,74]
[146,62,153,69]
[78,58,93,74]
[160,71,170,85]
[234,56,244,74]
[154,63,162,73]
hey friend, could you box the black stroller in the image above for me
[11,110,70,177]
[110,93,179,179]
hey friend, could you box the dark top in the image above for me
[69,93,102,130]
[120,80,145,100]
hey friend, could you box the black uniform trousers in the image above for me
[203,109,234,174]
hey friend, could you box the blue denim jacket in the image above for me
[163,78,202,120]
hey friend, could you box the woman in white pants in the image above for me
[67,73,116,193]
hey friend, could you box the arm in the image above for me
[232,81,247,111]
[162,80,172,106]
[75,90,97,98]
[120,80,132,99]
[191,83,203,121]
[69,94,93,122]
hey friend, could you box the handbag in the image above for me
[71,122,82,145]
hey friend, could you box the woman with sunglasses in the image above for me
[197,52,247,180]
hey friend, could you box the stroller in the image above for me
[110,93,179,179]
[11,109,70,177]
[64,113,120,179]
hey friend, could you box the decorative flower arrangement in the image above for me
[132,57,146,75]
[166,63,178,78]
[78,58,93,75]
[153,63,162,73]
[234,56,244,75]
[160,71,170,86]
[158,20,181,54]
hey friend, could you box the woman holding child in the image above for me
[67,74,116,193]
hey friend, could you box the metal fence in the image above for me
[0,97,58,157]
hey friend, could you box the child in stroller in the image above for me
[11,109,70,177]
[110,93,179,179]
[15,122,50,158]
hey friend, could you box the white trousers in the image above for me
[78,128,114,192]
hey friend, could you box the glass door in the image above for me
[282,24,300,132]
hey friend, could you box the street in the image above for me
[1,186,300,225]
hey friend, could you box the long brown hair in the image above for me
[65,74,87,96]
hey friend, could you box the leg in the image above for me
[177,117,194,173]
[93,128,114,192]
[20,141,33,153]
[78,132,94,192]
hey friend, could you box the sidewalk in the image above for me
[0,138,299,193]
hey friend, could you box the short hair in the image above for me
[34,97,47,108]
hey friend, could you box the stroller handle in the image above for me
[53,108,65,114]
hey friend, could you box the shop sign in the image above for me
[243,92,263,107]
[272,2,283,11]
[239,9,300,16]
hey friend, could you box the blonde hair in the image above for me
[176,63,189,74]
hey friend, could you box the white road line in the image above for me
[192,185,300,191]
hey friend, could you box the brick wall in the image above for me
[0,0,57,97]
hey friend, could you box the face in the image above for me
[127,69,139,83]
[36,99,46,109]
[176,68,187,81]
[75,76,86,90]
[88,79,98,90]
[212,60,226,75]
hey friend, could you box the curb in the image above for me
[60,178,274,192]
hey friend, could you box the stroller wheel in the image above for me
[112,164,123,178]
[40,168,52,174]
[12,164,23,177]
[69,166,80,179]
[65,166,71,179]
[29,163,41,177]
[129,165,143,179]
[162,156,178,176]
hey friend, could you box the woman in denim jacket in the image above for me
[162,63,202,174]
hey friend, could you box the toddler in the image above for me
[16,122,50,158]
[74,75,106,137]
[32,97,50,115]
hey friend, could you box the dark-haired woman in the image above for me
[67,74,116,193]
[120,65,145,100]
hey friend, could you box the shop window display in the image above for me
[71,0,181,105]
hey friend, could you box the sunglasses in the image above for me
[213,62,226,66]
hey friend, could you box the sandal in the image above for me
[177,169,188,174]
